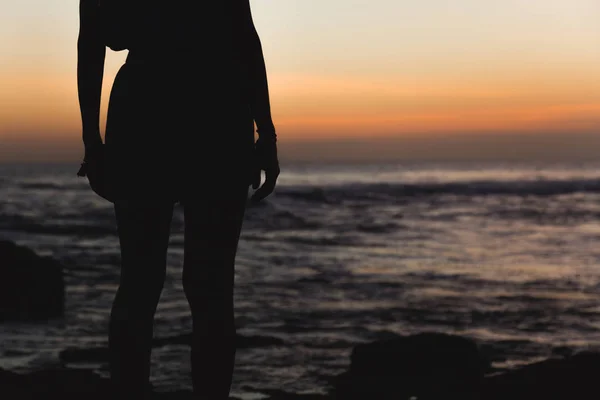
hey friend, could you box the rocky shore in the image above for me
[2,240,599,399]
[2,331,600,399]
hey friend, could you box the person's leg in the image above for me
[109,200,174,397]
[182,181,249,399]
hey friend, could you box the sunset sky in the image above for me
[1,0,599,162]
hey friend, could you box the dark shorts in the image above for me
[104,56,254,203]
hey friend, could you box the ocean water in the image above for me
[2,161,600,397]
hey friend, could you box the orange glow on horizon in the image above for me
[1,69,599,140]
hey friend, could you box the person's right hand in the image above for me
[250,138,280,202]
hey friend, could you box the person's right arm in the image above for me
[238,0,276,142]
[238,1,280,201]
[77,0,106,154]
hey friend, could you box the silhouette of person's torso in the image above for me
[103,0,255,201]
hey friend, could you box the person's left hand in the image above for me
[250,138,280,202]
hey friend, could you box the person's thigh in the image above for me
[181,180,249,293]
[114,200,174,285]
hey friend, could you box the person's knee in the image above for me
[121,264,166,292]
[182,272,233,315]
[183,245,237,274]
[116,267,166,315]
[182,262,233,290]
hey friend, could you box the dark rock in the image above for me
[260,389,332,399]
[60,333,285,364]
[0,367,242,399]
[483,351,600,400]
[7,334,600,400]
[333,333,600,399]
[0,240,64,322]
[334,332,487,399]
[0,367,111,399]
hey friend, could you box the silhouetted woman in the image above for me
[76,1,280,398]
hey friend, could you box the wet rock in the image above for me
[483,351,600,400]
[0,240,64,322]
[0,367,242,399]
[333,333,600,399]
[9,331,600,399]
[334,332,487,399]
[259,389,332,399]
[0,367,111,399]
